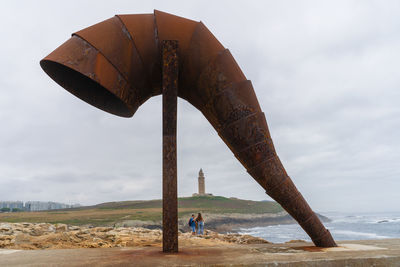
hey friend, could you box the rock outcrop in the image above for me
[116,211,330,233]
[0,223,269,250]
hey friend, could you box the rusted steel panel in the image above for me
[193,50,248,129]
[74,16,152,105]
[155,10,197,58]
[162,40,179,253]
[40,10,337,247]
[248,156,288,190]
[180,22,225,106]
[236,139,276,170]
[219,112,270,153]
[117,14,162,95]
[197,49,246,106]
[204,80,261,129]
[198,80,262,137]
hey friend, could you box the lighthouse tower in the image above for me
[192,169,213,196]
[198,168,205,195]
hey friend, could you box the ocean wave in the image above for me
[373,218,400,224]
[239,212,400,243]
[328,214,400,225]
[331,230,390,239]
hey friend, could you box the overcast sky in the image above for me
[0,1,399,212]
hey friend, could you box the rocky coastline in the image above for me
[116,211,330,233]
[0,212,330,249]
[0,222,270,250]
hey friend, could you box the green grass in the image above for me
[0,196,283,226]
[95,196,282,214]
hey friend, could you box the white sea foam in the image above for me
[240,212,400,243]
[331,230,389,239]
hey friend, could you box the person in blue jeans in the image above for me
[196,213,204,235]
[189,214,196,235]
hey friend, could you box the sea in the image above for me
[239,212,400,243]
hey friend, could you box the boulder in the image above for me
[56,224,68,232]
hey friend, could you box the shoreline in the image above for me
[0,212,333,250]
[116,211,331,233]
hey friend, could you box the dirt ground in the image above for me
[1,239,399,266]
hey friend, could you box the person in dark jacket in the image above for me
[189,214,196,235]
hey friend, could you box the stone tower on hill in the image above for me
[192,169,213,196]
[198,168,205,195]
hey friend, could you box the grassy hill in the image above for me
[95,196,283,213]
[0,196,283,227]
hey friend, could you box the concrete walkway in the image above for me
[1,239,399,266]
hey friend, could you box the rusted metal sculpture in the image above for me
[40,10,337,247]
[162,40,179,252]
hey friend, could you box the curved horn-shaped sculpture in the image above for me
[40,10,337,247]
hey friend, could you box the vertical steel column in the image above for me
[162,40,179,253]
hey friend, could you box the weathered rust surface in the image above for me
[40,10,337,247]
[3,240,400,266]
[117,14,161,95]
[162,40,179,253]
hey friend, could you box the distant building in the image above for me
[0,201,24,211]
[192,168,213,197]
[25,201,80,211]
[0,201,81,212]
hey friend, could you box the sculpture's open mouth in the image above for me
[40,59,133,117]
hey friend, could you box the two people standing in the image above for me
[189,213,204,235]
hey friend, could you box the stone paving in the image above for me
[0,238,399,266]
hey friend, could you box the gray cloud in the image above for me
[0,0,399,212]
